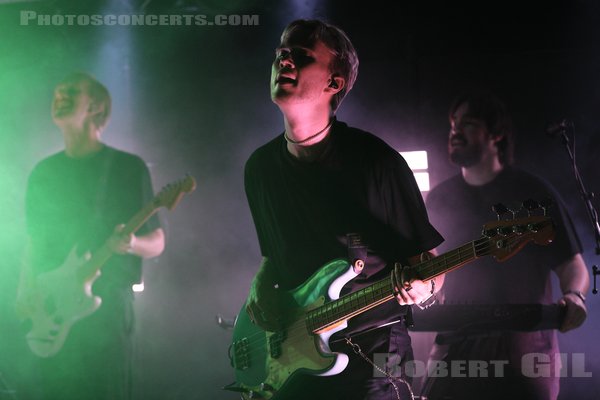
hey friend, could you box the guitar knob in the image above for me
[512,225,525,235]
[496,226,512,236]
[527,223,539,233]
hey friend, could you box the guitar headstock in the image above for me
[155,174,197,210]
[479,215,555,261]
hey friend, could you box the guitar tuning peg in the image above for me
[492,203,509,219]
[492,203,508,214]
[506,202,522,218]
[522,199,539,215]
[539,198,553,216]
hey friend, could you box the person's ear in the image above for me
[490,132,504,144]
[87,101,104,116]
[326,75,345,93]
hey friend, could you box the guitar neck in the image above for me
[78,199,160,282]
[307,238,488,333]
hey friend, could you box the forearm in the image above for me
[554,253,589,332]
[555,253,590,296]
[250,257,277,291]
[129,228,165,258]
[246,257,292,330]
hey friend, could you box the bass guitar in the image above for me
[20,175,196,358]
[226,215,555,399]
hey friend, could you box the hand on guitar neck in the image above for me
[392,251,442,308]
[228,215,556,399]
[108,224,137,255]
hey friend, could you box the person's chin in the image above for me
[271,89,295,105]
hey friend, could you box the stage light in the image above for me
[133,281,145,292]
[400,151,430,192]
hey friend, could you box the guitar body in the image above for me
[24,247,101,358]
[19,175,196,358]
[227,214,556,399]
[229,259,358,399]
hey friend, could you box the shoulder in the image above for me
[504,166,550,183]
[501,166,559,194]
[245,134,283,173]
[104,146,149,172]
[105,146,145,163]
[335,121,396,153]
[427,174,464,200]
[28,151,66,180]
[334,120,410,169]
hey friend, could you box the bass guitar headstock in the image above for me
[154,174,197,210]
[480,199,555,261]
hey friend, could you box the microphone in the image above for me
[546,119,574,138]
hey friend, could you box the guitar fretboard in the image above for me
[77,198,161,282]
[306,237,491,333]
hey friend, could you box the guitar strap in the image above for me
[68,146,115,255]
[85,146,115,253]
[346,232,367,268]
[92,147,115,230]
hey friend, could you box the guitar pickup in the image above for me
[232,337,250,370]
[268,330,287,359]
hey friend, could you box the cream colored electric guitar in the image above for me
[18,175,196,358]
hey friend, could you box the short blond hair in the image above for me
[281,19,359,112]
[59,72,112,130]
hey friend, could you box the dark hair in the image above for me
[280,19,359,112]
[59,72,112,130]
[449,90,514,165]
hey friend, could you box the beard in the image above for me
[449,141,485,167]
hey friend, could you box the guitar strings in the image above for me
[233,237,499,356]
[232,231,539,362]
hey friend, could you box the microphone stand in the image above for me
[555,121,600,294]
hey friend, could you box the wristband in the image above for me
[416,279,437,310]
[416,292,437,310]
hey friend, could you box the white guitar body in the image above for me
[19,174,196,358]
[229,260,359,399]
[25,247,101,358]
[315,263,362,375]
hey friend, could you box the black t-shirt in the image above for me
[425,167,582,304]
[244,120,443,330]
[26,145,160,299]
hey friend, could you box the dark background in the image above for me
[0,0,599,399]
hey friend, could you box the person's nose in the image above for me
[55,86,69,100]
[278,53,294,69]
